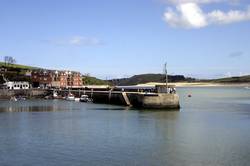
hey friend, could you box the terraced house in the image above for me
[31,70,82,88]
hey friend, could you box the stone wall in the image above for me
[0,89,51,99]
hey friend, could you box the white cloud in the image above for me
[162,0,238,5]
[164,3,207,28]
[208,7,250,24]
[69,36,103,46]
[163,3,250,28]
[45,36,103,46]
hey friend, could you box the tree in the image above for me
[4,56,8,65]
[4,56,16,65]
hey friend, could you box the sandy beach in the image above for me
[136,82,250,87]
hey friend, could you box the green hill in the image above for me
[83,76,110,85]
[110,74,194,86]
[0,62,38,70]
[0,62,40,83]
[109,74,250,86]
[211,75,250,83]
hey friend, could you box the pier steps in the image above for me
[121,92,131,106]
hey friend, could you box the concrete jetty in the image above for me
[56,85,180,109]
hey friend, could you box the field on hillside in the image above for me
[0,62,38,70]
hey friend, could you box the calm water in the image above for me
[0,87,250,166]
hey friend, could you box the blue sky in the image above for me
[0,0,250,79]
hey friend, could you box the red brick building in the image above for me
[31,70,82,88]
[31,70,53,88]
[66,71,82,87]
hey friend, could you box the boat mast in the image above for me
[164,63,168,89]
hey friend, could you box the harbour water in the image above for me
[0,87,250,166]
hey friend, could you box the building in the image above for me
[51,71,67,88]
[31,70,83,88]
[31,70,53,88]
[66,71,82,87]
[4,81,30,89]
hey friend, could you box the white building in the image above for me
[4,81,30,90]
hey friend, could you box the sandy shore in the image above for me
[136,82,250,87]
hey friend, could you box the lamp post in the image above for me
[164,63,168,89]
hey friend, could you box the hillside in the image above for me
[109,74,250,86]
[83,76,111,85]
[110,74,195,86]
[0,62,110,85]
[0,62,37,83]
[211,75,250,83]
[0,62,38,70]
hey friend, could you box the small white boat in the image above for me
[66,93,75,101]
[80,95,92,102]
[53,91,58,98]
[74,98,80,102]
[245,87,250,89]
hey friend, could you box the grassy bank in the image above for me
[0,62,38,70]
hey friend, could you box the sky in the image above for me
[0,0,250,79]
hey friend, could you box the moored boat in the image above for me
[80,95,92,102]
[53,91,58,98]
[66,93,75,101]
[75,98,80,102]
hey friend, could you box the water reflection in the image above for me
[0,99,181,113]
[0,99,81,112]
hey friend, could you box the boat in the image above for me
[10,96,17,101]
[80,95,92,102]
[53,91,58,98]
[16,96,26,100]
[75,98,80,102]
[66,93,75,101]
[10,96,26,101]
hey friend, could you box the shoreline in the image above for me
[136,82,250,88]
